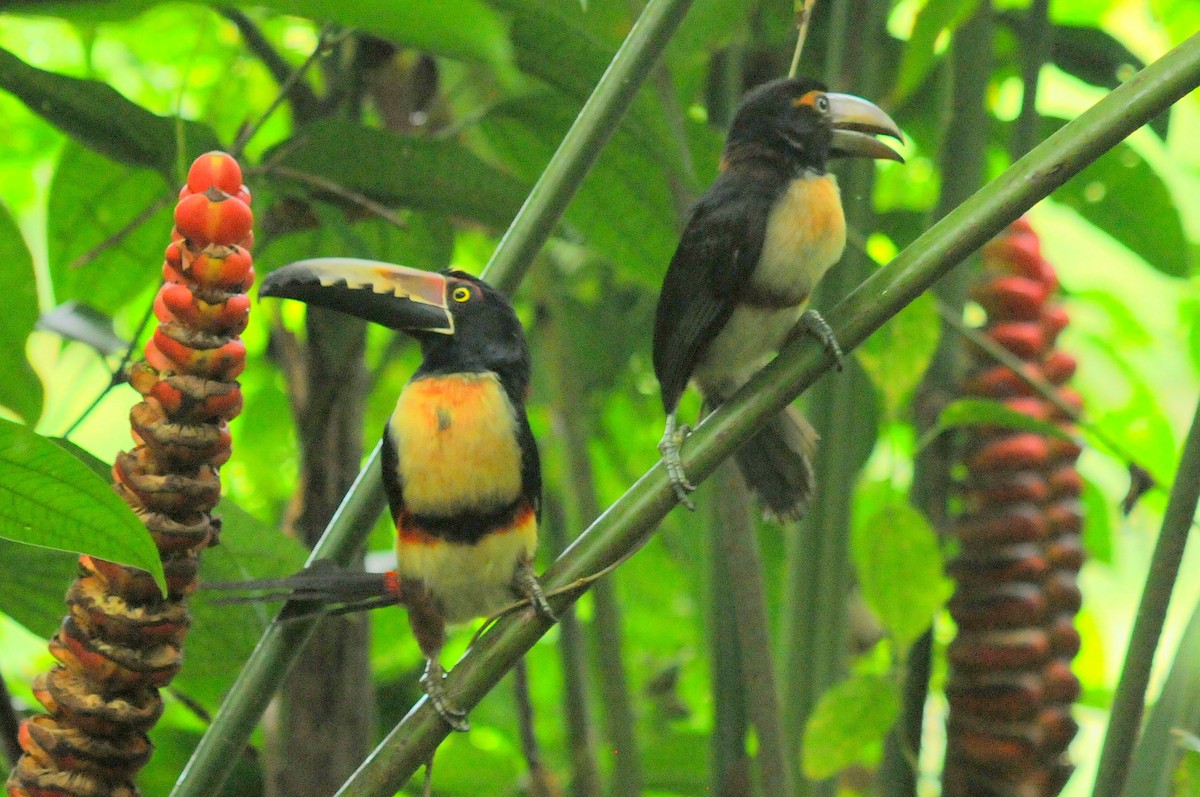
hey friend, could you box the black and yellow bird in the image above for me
[230,259,550,731]
[654,77,903,520]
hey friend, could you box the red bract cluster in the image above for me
[943,218,1083,797]
[8,152,253,797]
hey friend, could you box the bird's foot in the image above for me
[515,560,557,623]
[658,418,696,510]
[420,661,470,732]
[801,309,845,372]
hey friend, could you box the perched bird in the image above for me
[221,259,551,731]
[653,77,903,519]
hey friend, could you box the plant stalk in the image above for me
[329,33,1200,794]
[1092,393,1200,797]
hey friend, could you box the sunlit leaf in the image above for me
[919,398,1076,450]
[891,0,983,104]
[47,143,172,315]
[0,198,42,424]
[1046,117,1190,278]
[855,290,939,417]
[802,672,900,779]
[1049,26,1167,138]
[0,45,220,176]
[0,419,166,593]
[851,490,951,651]
[1080,474,1114,564]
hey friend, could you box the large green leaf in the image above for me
[918,397,1077,450]
[262,120,527,230]
[0,419,166,592]
[851,490,952,652]
[0,199,42,424]
[47,142,172,315]
[855,290,939,418]
[802,672,901,779]
[1046,117,1191,278]
[0,46,220,177]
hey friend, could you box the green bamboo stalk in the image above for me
[708,468,751,796]
[713,463,793,797]
[1092,393,1200,797]
[330,34,1200,795]
[170,2,696,794]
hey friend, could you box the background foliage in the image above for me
[0,1,1197,795]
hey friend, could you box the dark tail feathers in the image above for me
[733,404,818,522]
[204,560,400,616]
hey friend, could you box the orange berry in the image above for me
[174,193,254,247]
[187,151,243,196]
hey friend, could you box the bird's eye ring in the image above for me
[815,95,830,113]
[452,286,471,303]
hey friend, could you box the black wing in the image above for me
[516,409,542,521]
[652,174,778,413]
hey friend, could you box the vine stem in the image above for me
[1091,392,1200,797]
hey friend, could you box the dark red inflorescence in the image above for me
[943,218,1083,797]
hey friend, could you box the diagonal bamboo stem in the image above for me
[330,33,1200,795]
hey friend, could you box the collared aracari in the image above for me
[653,77,903,519]
[227,259,550,731]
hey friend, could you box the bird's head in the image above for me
[725,77,903,173]
[260,259,530,388]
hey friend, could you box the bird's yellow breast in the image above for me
[389,372,523,515]
[753,173,847,306]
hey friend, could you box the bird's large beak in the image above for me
[826,93,904,163]
[260,258,454,334]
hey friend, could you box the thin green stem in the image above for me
[330,33,1200,796]
[1010,0,1052,161]
[1092,393,1200,797]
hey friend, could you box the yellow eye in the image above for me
[452,286,471,303]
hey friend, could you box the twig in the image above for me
[788,0,817,79]
[231,21,336,156]
[63,296,156,439]
[934,301,1159,492]
[513,658,555,797]
[67,193,173,272]
[256,164,409,230]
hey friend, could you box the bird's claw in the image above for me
[801,309,845,372]
[515,561,557,623]
[421,662,470,732]
[659,421,696,510]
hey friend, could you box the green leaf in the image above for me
[0,199,42,424]
[0,419,166,594]
[1080,474,1114,564]
[0,45,220,177]
[47,143,172,315]
[248,0,514,74]
[1050,25,1167,139]
[855,290,939,417]
[851,489,951,651]
[891,0,983,104]
[919,397,1077,451]
[263,120,527,230]
[1046,117,1191,278]
[478,93,679,281]
[802,672,900,779]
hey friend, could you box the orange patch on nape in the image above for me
[792,90,822,108]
